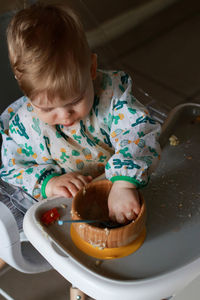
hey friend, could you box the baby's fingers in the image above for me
[76,175,93,185]
[54,186,73,198]
[109,211,126,224]
[125,210,137,221]
[66,182,80,197]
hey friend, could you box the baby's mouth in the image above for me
[63,122,74,127]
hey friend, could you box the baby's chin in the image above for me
[56,120,79,128]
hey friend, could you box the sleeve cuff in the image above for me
[41,173,60,198]
[110,175,149,189]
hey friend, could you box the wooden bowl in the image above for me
[71,180,146,248]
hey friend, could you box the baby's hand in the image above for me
[45,172,92,198]
[108,181,141,224]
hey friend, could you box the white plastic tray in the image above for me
[24,103,200,300]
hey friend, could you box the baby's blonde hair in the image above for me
[7,2,91,102]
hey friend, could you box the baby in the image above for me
[0,2,161,223]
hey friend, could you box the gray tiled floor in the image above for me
[0,267,71,300]
[121,13,200,98]
[1,1,200,300]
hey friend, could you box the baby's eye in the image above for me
[40,107,53,113]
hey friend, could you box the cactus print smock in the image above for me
[0,70,161,200]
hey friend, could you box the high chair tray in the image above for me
[23,103,200,300]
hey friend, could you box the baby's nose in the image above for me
[59,107,73,118]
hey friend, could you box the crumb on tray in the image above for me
[169,135,179,146]
[60,203,67,209]
[95,260,102,267]
[186,156,192,160]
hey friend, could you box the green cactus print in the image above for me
[100,128,112,147]
[80,121,96,147]
[35,168,46,180]
[93,137,100,144]
[105,162,111,170]
[137,131,145,138]
[73,134,82,144]
[132,116,156,128]
[103,113,113,130]
[93,95,99,117]
[114,100,127,110]
[25,168,34,174]
[18,143,35,157]
[121,73,129,85]
[88,125,95,133]
[40,143,45,151]
[148,146,159,157]
[119,84,125,93]
[137,139,146,148]
[119,147,132,158]
[128,108,136,114]
[22,186,28,192]
[123,130,130,135]
[72,150,80,156]
[32,118,41,136]
[9,111,15,119]
[12,114,29,139]
[113,115,121,125]
[56,131,62,138]
[60,151,70,163]
[0,169,15,177]
[44,136,51,155]
[136,155,152,167]
[3,147,7,156]
[25,144,35,156]
[9,123,17,134]
[55,125,69,140]
[113,159,140,170]
[98,154,107,162]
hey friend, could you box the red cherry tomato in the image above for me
[41,207,60,225]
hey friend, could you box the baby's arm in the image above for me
[103,72,161,222]
[0,102,63,199]
[0,132,63,199]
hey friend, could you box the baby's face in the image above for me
[31,76,94,127]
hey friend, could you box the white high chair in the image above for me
[0,189,51,274]
[0,11,53,298]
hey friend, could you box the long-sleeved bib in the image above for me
[0,70,161,200]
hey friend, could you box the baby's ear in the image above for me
[90,53,97,80]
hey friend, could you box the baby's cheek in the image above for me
[37,112,54,124]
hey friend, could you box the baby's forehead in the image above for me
[32,91,82,107]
